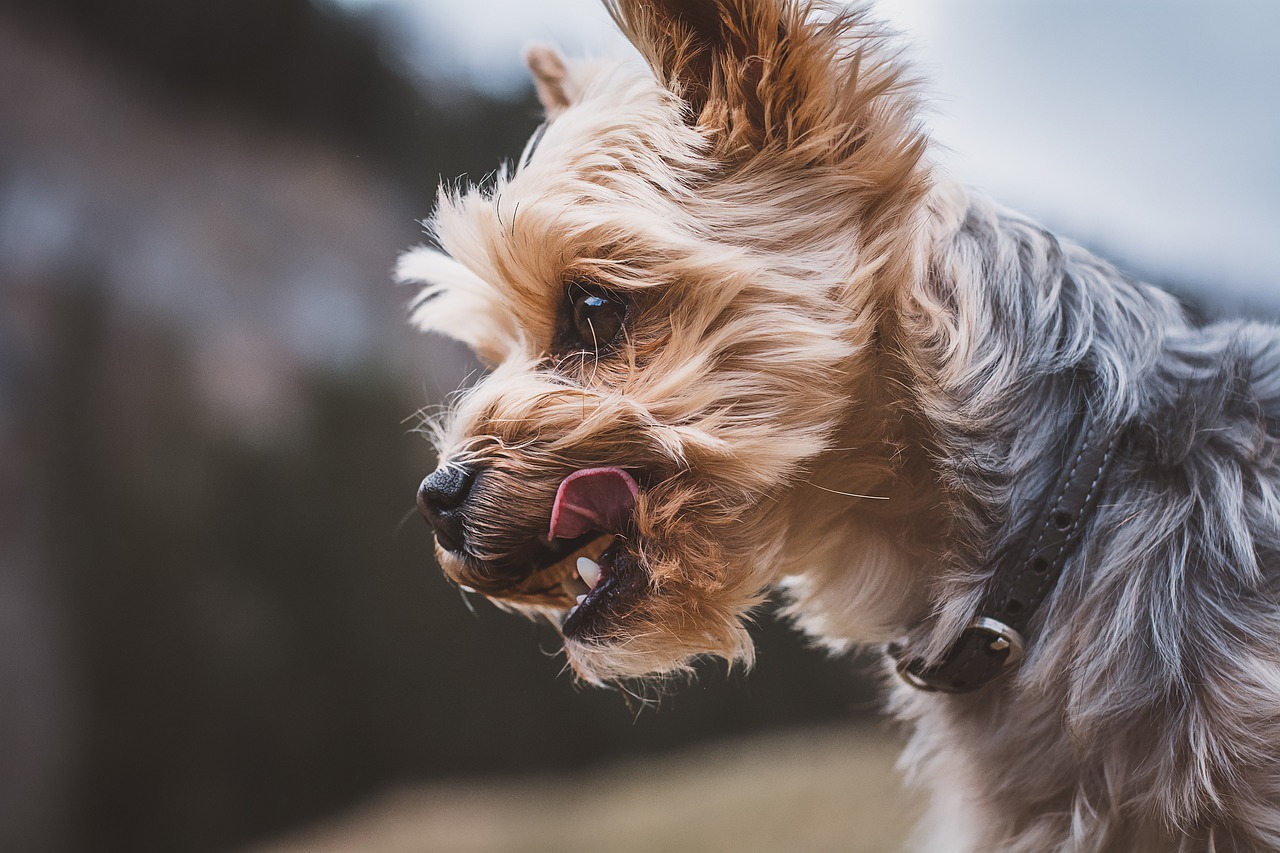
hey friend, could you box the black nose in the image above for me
[417,465,476,554]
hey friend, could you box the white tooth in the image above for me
[577,556,601,589]
[576,594,587,605]
[566,605,579,619]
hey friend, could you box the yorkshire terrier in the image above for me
[400,1,1280,849]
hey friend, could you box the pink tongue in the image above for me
[548,467,639,540]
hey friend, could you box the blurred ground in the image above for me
[246,723,917,853]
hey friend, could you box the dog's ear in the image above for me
[607,0,812,153]
[607,0,920,167]
[525,45,580,119]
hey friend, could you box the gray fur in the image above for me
[896,191,1280,852]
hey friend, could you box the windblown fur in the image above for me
[400,2,1280,849]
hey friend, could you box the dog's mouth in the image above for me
[547,467,645,641]
[457,467,646,641]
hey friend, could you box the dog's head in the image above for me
[401,0,930,682]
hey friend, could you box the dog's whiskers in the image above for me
[806,482,890,500]
[393,506,421,538]
[455,586,479,618]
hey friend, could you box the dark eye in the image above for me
[564,284,627,353]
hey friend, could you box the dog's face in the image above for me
[401,0,929,682]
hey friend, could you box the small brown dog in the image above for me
[402,2,1280,849]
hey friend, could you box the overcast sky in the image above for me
[329,0,1280,309]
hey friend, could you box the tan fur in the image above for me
[404,1,938,682]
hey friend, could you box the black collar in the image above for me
[891,402,1122,693]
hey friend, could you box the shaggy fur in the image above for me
[400,2,1280,849]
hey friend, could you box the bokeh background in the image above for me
[0,1,1275,851]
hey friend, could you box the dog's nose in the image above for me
[417,464,476,554]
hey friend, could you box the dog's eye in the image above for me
[565,284,627,353]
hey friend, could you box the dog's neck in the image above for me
[783,178,1140,662]
[893,394,1122,692]
[777,194,956,648]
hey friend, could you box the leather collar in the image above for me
[891,401,1122,693]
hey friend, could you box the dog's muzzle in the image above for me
[414,461,642,634]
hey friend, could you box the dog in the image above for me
[399,1,1280,849]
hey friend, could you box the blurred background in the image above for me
[0,0,1275,851]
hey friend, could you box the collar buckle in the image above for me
[894,617,1025,693]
